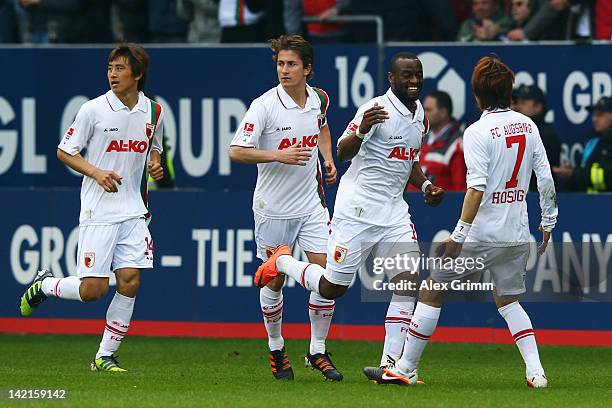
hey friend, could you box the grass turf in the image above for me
[1,334,611,407]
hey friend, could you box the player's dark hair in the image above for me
[428,90,453,118]
[270,35,314,80]
[471,56,515,110]
[389,52,419,74]
[108,43,150,91]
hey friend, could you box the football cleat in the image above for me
[20,269,53,317]
[91,355,127,372]
[269,347,294,380]
[527,373,548,388]
[305,351,343,381]
[363,366,406,385]
[254,245,291,288]
[382,366,420,385]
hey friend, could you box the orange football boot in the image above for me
[254,245,291,288]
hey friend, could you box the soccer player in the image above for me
[254,52,444,382]
[229,35,340,381]
[383,56,557,388]
[19,44,165,372]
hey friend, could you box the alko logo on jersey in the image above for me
[106,140,149,153]
[388,147,419,161]
[278,134,319,150]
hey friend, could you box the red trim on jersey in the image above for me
[3,319,612,347]
[314,87,330,114]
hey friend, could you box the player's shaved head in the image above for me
[108,43,150,91]
[389,52,419,75]
[471,56,515,111]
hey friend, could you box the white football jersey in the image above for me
[464,108,557,244]
[58,91,163,225]
[334,88,427,226]
[230,84,330,219]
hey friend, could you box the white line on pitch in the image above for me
[161,256,182,267]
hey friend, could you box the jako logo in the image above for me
[278,135,319,150]
[388,147,419,161]
[106,140,148,153]
[418,52,466,120]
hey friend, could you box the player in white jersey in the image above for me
[19,44,165,372]
[254,52,445,381]
[384,56,558,388]
[229,35,341,381]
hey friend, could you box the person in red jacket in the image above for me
[411,90,467,192]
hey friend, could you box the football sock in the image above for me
[498,301,545,376]
[308,292,335,355]
[260,286,284,351]
[276,255,324,294]
[397,302,441,372]
[96,292,134,358]
[41,276,82,301]
[380,294,416,367]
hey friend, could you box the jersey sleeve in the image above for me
[151,103,164,154]
[338,99,378,146]
[463,127,489,191]
[532,132,558,231]
[57,103,94,155]
[230,99,267,148]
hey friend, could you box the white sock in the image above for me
[96,292,135,359]
[398,302,441,372]
[308,292,335,355]
[41,276,82,301]
[381,294,415,367]
[260,286,284,351]
[276,255,324,294]
[498,301,544,377]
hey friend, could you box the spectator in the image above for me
[595,0,612,39]
[413,90,467,192]
[456,0,513,41]
[504,0,536,41]
[512,85,561,190]
[150,0,188,43]
[218,0,265,42]
[0,0,21,43]
[284,0,348,43]
[553,96,612,192]
[17,0,112,43]
[19,0,48,43]
[114,0,151,43]
[349,0,457,42]
[513,0,570,40]
[177,0,220,43]
[248,0,285,40]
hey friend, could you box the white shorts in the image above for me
[254,207,330,261]
[325,217,420,286]
[431,243,530,296]
[76,217,154,278]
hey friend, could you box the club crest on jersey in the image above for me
[333,244,349,264]
[317,113,326,129]
[84,252,95,268]
[145,123,155,139]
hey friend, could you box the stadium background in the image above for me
[1,42,611,346]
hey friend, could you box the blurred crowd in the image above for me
[0,0,610,44]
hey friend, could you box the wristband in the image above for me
[355,130,365,140]
[449,220,472,244]
[421,180,432,193]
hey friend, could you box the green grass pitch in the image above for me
[1,334,611,407]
